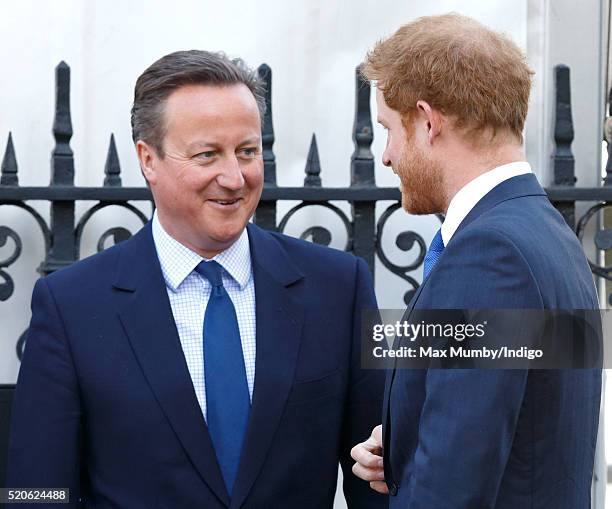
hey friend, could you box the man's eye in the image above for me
[241,147,258,157]
[196,151,216,159]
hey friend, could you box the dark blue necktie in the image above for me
[194,260,250,495]
[423,229,445,279]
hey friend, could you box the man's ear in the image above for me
[136,140,158,186]
[416,100,442,146]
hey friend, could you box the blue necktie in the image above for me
[423,229,445,279]
[195,260,250,494]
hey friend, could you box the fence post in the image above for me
[38,61,77,276]
[552,64,576,229]
[254,64,277,230]
[351,66,377,278]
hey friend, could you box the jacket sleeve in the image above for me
[406,228,543,508]
[5,277,82,508]
[340,257,388,508]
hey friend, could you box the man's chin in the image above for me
[208,226,244,245]
[401,194,422,215]
[187,218,249,255]
[401,195,439,216]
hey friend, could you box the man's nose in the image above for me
[217,156,245,190]
[382,149,392,167]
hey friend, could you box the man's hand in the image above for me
[350,424,389,494]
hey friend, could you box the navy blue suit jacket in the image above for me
[383,174,601,508]
[7,222,387,509]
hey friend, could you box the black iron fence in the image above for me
[0,61,610,356]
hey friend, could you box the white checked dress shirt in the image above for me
[151,212,256,422]
[441,161,532,245]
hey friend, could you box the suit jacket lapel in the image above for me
[230,224,305,509]
[112,223,230,507]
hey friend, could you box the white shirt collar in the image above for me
[440,161,532,246]
[151,211,252,292]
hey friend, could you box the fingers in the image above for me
[351,423,383,457]
[369,481,390,494]
[350,424,386,489]
[352,460,385,482]
[360,435,383,455]
[350,442,384,468]
[372,424,382,444]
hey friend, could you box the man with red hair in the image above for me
[351,13,601,509]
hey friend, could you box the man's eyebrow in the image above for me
[237,137,261,147]
[184,138,261,153]
[186,141,221,152]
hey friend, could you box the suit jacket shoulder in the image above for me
[419,176,597,310]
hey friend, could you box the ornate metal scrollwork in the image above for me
[375,203,443,306]
[0,226,21,302]
[0,202,52,301]
[278,202,353,250]
[576,203,612,303]
[0,202,52,359]
[75,202,150,257]
[96,228,133,252]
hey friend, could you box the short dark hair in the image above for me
[131,50,266,156]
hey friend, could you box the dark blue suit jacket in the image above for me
[383,174,601,508]
[6,222,387,509]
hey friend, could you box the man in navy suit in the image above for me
[351,14,601,508]
[6,50,386,508]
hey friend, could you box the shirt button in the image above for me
[389,482,398,496]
